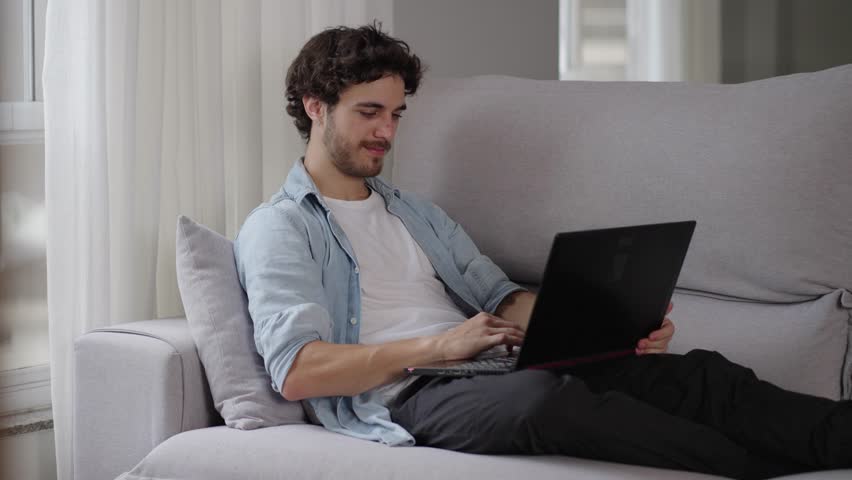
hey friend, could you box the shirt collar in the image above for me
[283,157,401,208]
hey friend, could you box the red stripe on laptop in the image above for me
[526,349,635,370]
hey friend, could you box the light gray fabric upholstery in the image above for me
[668,289,851,399]
[118,425,723,480]
[392,66,852,402]
[392,66,852,304]
[74,66,852,480]
[175,215,305,428]
[773,472,852,480]
[74,318,219,480]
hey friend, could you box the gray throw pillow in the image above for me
[175,215,305,428]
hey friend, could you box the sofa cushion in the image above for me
[668,289,851,400]
[175,215,305,428]
[118,425,725,480]
[392,66,852,304]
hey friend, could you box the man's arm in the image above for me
[495,290,536,331]
[283,312,524,400]
[282,337,439,401]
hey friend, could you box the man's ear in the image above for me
[303,96,325,127]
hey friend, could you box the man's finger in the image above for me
[483,316,519,328]
[488,327,525,338]
[488,333,524,347]
[649,319,675,340]
[637,347,666,355]
[640,338,668,350]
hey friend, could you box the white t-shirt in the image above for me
[324,190,468,403]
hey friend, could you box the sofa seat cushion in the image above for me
[118,425,726,480]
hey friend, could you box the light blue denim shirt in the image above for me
[234,159,524,446]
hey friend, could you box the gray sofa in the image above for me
[74,66,852,479]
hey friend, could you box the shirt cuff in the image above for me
[483,281,528,315]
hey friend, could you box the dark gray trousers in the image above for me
[388,349,852,480]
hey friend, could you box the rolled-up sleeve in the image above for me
[234,205,333,393]
[425,201,526,314]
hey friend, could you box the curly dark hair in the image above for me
[285,22,424,140]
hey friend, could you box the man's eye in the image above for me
[360,111,377,118]
[392,113,403,120]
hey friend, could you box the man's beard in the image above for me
[323,114,390,178]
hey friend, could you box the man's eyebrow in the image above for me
[355,102,407,111]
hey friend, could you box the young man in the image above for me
[235,24,850,479]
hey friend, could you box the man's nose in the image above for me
[374,116,396,139]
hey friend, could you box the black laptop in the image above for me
[405,221,696,377]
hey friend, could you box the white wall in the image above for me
[393,0,559,80]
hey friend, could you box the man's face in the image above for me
[320,75,406,178]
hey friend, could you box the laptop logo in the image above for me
[611,236,633,282]
[611,253,628,282]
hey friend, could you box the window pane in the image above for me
[0,143,48,370]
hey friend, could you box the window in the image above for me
[559,0,629,81]
[559,0,722,83]
[1,0,50,420]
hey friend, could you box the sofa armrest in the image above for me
[74,318,221,480]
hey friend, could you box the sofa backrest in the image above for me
[392,66,852,305]
[392,67,852,399]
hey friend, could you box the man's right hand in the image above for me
[435,312,526,361]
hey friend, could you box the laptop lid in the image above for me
[515,220,696,370]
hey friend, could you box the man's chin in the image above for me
[359,155,384,177]
[344,162,383,179]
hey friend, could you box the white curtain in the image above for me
[43,1,392,479]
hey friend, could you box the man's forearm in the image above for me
[282,336,442,401]
[495,290,536,331]
[283,291,536,401]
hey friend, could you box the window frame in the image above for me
[1,0,45,145]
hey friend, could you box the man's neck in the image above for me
[303,145,370,201]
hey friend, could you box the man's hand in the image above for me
[435,312,525,361]
[636,302,676,355]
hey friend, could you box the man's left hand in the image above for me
[636,302,675,355]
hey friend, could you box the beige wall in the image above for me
[393,0,559,80]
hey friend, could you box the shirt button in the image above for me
[350,317,358,325]
[354,266,360,274]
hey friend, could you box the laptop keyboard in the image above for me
[453,355,517,371]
